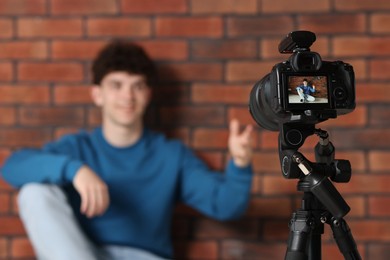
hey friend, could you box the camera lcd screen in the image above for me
[287,76,329,105]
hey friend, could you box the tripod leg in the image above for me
[285,211,311,260]
[330,218,362,260]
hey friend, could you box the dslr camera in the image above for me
[249,31,355,131]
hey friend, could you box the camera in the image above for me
[249,31,356,131]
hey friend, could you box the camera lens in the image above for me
[249,74,280,131]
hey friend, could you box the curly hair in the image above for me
[92,40,157,86]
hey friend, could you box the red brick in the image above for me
[251,174,262,194]
[368,244,390,260]
[0,86,50,104]
[228,107,259,127]
[19,107,85,126]
[369,105,390,126]
[0,216,25,235]
[226,61,276,82]
[262,176,300,195]
[333,36,390,57]
[54,85,92,104]
[174,240,218,259]
[371,14,390,33]
[369,196,390,217]
[221,240,286,259]
[335,0,390,11]
[298,14,366,34]
[227,16,294,37]
[0,148,11,165]
[356,83,390,103]
[0,107,16,126]
[0,237,7,258]
[369,59,390,80]
[53,127,81,140]
[52,40,106,60]
[154,84,190,105]
[317,105,367,128]
[193,218,258,239]
[136,40,188,61]
[162,127,190,146]
[192,128,228,149]
[192,40,257,60]
[172,216,190,239]
[0,178,13,191]
[195,151,224,170]
[333,129,390,149]
[369,151,390,171]
[0,19,13,38]
[322,243,356,260]
[0,0,45,15]
[159,63,223,82]
[252,152,280,173]
[349,220,390,241]
[87,18,151,37]
[342,59,367,80]
[192,0,257,14]
[260,131,278,149]
[159,106,225,126]
[345,196,365,217]
[51,0,117,15]
[121,0,187,14]
[0,41,47,59]
[87,107,101,126]
[0,62,13,81]
[156,17,223,38]
[263,220,289,240]
[333,151,366,172]
[262,0,330,13]
[335,175,390,194]
[18,62,83,82]
[192,84,252,104]
[10,237,34,258]
[17,18,83,38]
[0,128,51,147]
[0,193,10,213]
[247,197,292,217]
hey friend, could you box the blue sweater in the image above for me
[1,128,253,258]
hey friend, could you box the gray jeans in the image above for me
[18,183,169,260]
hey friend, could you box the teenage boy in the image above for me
[1,40,254,260]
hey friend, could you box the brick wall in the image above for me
[0,0,390,259]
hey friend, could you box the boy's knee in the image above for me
[18,183,65,211]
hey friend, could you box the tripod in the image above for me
[279,123,361,260]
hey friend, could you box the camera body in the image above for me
[249,31,356,131]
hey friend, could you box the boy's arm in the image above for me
[1,135,84,188]
[179,120,254,221]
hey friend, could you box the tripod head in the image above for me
[278,123,351,219]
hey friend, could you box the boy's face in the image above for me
[91,71,152,129]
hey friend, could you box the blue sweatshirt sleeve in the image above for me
[178,144,253,221]
[1,135,84,188]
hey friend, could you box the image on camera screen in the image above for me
[287,76,329,104]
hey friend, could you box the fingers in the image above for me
[229,119,253,142]
[229,118,240,136]
[228,119,254,168]
[80,185,109,218]
[73,166,110,218]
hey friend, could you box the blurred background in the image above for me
[0,0,389,259]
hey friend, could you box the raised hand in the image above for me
[73,165,110,218]
[228,119,254,168]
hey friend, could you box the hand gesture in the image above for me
[73,165,110,218]
[228,119,254,168]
